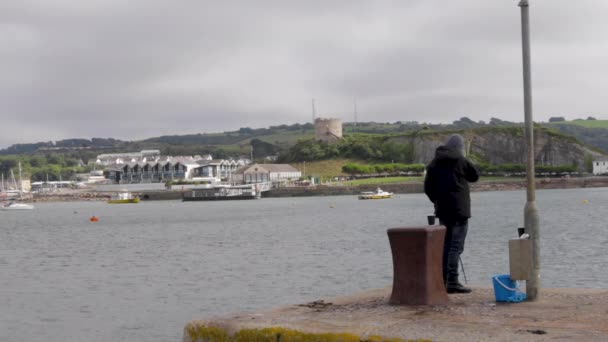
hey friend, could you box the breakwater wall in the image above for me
[25,177,608,202]
[28,190,183,203]
[31,192,110,202]
[136,191,183,201]
[473,176,608,192]
[264,177,608,198]
[265,183,423,197]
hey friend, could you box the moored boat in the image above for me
[358,188,393,200]
[1,201,35,210]
[107,191,140,204]
[1,162,35,210]
[182,182,272,201]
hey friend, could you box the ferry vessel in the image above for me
[182,182,272,201]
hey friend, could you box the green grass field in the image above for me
[343,176,423,185]
[255,132,314,146]
[290,159,529,182]
[553,120,608,129]
[290,159,363,178]
[214,144,250,154]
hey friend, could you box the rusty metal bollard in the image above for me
[387,226,448,305]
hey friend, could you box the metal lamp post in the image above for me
[519,0,540,301]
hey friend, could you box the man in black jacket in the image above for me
[424,134,479,294]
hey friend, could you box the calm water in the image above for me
[1,188,607,341]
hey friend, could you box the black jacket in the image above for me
[424,145,479,222]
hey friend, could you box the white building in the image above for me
[95,150,161,165]
[593,158,608,175]
[232,163,301,184]
[106,156,248,184]
[191,159,247,180]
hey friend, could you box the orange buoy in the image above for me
[90,216,99,222]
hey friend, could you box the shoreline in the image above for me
[23,176,608,203]
[183,286,608,342]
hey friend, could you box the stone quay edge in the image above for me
[183,287,608,342]
[24,177,608,203]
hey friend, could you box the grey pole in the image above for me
[519,0,540,300]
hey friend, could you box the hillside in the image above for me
[550,119,608,129]
[279,126,603,172]
[404,126,602,167]
[0,126,316,159]
[1,120,605,169]
[545,121,608,152]
[0,119,495,156]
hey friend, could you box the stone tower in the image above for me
[314,118,342,142]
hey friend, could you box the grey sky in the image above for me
[1,0,607,148]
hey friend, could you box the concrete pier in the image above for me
[183,287,608,341]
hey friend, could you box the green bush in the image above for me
[342,162,425,175]
[476,163,577,176]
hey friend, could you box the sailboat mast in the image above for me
[10,169,17,190]
[18,162,23,200]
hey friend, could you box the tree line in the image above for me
[278,136,414,163]
[341,161,578,176]
[0,155,92,182]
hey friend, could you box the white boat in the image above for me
[107,191,140,204]
[1,163,34,210]
[1,201,35,210]
[358,187,393,200]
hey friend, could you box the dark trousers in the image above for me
[440,218,469,284]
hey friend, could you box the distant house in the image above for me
[232,163,301,184]
[593,158,608,175]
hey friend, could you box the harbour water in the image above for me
[1,188,607,341]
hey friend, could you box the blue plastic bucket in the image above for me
[492,274,527,303]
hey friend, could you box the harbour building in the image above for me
[106,156,247,184]
[95,150,165,166]
[593,158,608,175]
[231,163,302,186]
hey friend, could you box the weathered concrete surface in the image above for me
[184,287,608,342]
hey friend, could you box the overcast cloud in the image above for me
[1,0,607,148]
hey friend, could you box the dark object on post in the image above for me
[427,215,436,225]
[387,226,449,305]
[517,227,526,237]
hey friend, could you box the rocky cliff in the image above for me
[390,127,603,168]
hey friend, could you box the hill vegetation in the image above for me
[546,120,608,152]
[0,117,605,183]
[0,155,92,182]
[278,135,415,163]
